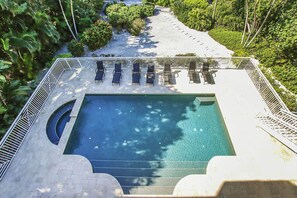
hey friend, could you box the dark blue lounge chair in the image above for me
[96,61,105,71]
[163,63,173,84]
[112,63,122,85]
[95,71,105,82]
[189,71,201,83]
[202,62,209,73]
[95,61,105,82]
[188,61,200,83]
[146,65,155,86]
[132,63,141,85]
[164,63,171,73]
[188,61,196,73]
[147,65,154,73]
[201,62,214,84]
[132,73,141,85]
[132,63,140,73]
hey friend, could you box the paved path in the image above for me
[89,6,233,57]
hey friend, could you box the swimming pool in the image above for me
[64,94,235,194]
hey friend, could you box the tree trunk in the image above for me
[58,0,77,41]
[212,0,218,23]
[70,0,78,36]
[245,0,276,47]
[243,0,259,47]
[241,0,249,44]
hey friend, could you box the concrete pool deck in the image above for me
[1,64,297,197]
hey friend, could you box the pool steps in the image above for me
[91,160,208,194]
[196,96,215,103]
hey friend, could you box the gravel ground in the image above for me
[87,6,233,57]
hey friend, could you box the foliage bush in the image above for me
[213,0,244,31]
[176,53,196,56]
[140,4,155,17]
[186,8,212,31]
[171,0,211,26]
[272,66,297,95]
[68,40,85,57]
[183,0,208,9]
[107,3,154,34]
[142,0,158,5]
[70,0,104,32]
[0,79,31,138]
[171,1,190,23]
[81,20,112,51]
[106,3,126,15]
[128,18,146,36]
[108,9,128,29]
[155,0,171,7]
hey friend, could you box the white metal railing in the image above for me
[0,56,296,180]
[0,58,80,180]
[243,59,297,151]
[243,59,289,114]
[275,109,297,129]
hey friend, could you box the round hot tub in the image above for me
[46,100,75,145]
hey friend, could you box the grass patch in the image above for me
[208,27,248,56]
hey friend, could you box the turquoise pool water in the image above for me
[64,94,235,194]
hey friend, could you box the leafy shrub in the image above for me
[108,10,128,29]
[81,20,112,51]
[156,0,171,7]
[183,0,208,9]
[78,17,94,32]
[68,40,84,57]
[73,0,104,32]
[140,4,155,17]
[219,15,244,31]
[107,4,134,29]
[127,5,142,23]
[176,53,196,56]
[142,0,158,5]
[214,0,244,31]
[128,18,145,36]
[186,8,212,31]
[272,66,297,95]
[172,1,190,23]
[107,3,154,33]
[106,3,126,15]
[104,2,116,14]
[253,45,278,67]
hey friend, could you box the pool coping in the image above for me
[58,92,86,151]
